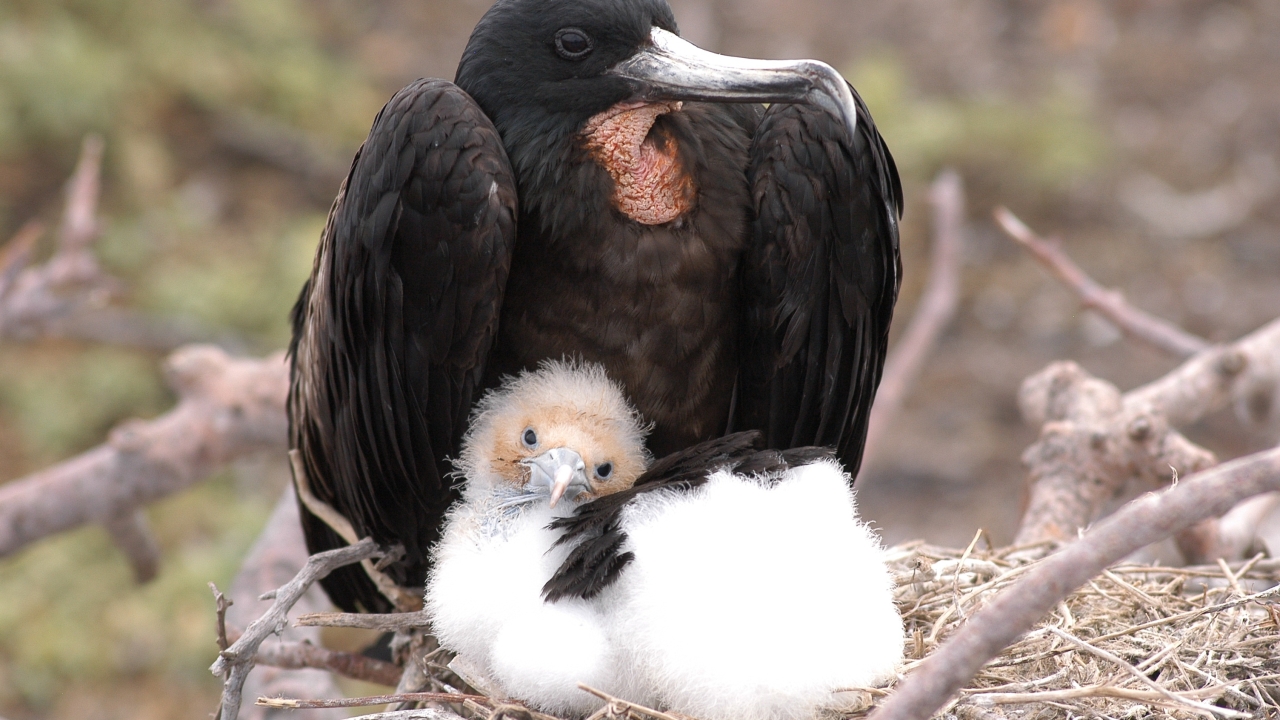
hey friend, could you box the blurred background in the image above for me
[0,0,1277,717]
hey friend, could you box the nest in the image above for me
[286,540,1280,720]
[857,539,1280,719]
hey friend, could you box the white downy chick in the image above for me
[602,458,904,720]
[424,361,649,717]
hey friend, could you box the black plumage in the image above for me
[289,0,901,613]
[542,431,835,602]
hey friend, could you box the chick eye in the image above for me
[595,462,613,480]
[522,428,538,448]
[555,27,593,59]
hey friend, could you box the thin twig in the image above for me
[252,636,404,688]
[294,611,431,631]
[1045,626,1248,718]
[868,445,1280,720]
[211,537,386,720]
[341,710,466,720]
[211,582,234,652]
[994,206,1209,357]
[257,692,486,709]
[0,221,43,299]
[576,684,683,720]
[862,169,965,473]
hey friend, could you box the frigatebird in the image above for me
[288,0,903,613]
[426,361,651,717]
[425,362,903,718]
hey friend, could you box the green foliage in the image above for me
[849,55,1106,189]
[0,0,382,158]
[0,346,167,463]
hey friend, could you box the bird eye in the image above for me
[595,462,613,480]
[554,27,593,60]
[522,428,538,448]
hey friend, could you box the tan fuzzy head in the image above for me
[459,361,651,498]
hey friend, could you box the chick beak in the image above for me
[523,447,590,508]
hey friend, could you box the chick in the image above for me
[424,361,650,717]
[548,444,904,720]
[429,361,904,720]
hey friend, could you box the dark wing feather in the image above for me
[735,84,902,480]
[541,431,834,602]
[288,79,517,612]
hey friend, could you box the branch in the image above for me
[0,346,288,561]
[246,633,404,688]
[868,445,1280,720]
[224,487,366,720]
[0,136,247,351]
[256,692,485,710]
[862,169,965,473]
[0,135,122,341]
[103,509,162,582]
[212,536,385,720]
[1014,317,1280,548]
[294,611,431,632]
[994,207,1210,358]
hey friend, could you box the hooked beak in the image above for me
[522,447,590,508]
[607,27,858,139]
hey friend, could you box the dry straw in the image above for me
[261,537,1280,720]
[858,537,1280,719]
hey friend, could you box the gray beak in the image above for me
[607,27,859,139]
[522,447,590,508]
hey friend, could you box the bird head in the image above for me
[459,361,651,509]
[455,0,859,185]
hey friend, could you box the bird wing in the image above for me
[734,84,903,479]
[288,79,518,612]
[541,431,834,602]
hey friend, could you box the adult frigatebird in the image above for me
[288,0,903,613]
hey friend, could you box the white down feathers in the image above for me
[427,500,627,717]
[425,363,904,719]
[609,460,904,720]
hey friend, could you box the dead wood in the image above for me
[294,610,431,632]
[212,529,385,720]
[256,692,485,710]
[223,488,353,720]
[1015,317,1280,551]
[0,345,288,568]
[0,135,118,341]
[994,207,1210,358]
[868,445,1280,720]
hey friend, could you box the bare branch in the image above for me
[211,582,233,652]
[1015,315,1280,546]
[0,345,288,558]
[577,684,684,720]
[862,169,965,473]
[212,537,385,720]
[0,135,121,340]
[1014,360,1216,544]
[868,445,1280,720]
[225,488,356,720]
[103,509,161,583]
[339,710,465,720]
[59,134,104,252]
[248,634,404,688]
[256,692,485,710]
[294,611,431,632]
[994,207,1210,358]
[0,221,43,299]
